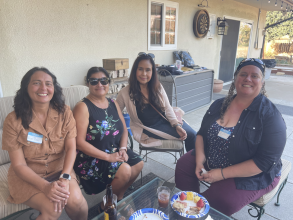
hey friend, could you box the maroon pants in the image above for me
[175,150,280,216]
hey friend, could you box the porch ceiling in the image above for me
[234,0,293,11]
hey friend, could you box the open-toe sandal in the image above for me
[120,204,134,218]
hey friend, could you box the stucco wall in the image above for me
[0,0,266,97]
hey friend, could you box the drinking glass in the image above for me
[157,186,171,208]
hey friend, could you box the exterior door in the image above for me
[235,22,252,69]
[219,19,240,82]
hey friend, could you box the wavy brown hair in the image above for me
[14,67,65,129]
[128,55,163,111]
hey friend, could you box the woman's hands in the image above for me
[43,180,70,212]
[195,163,205,181]
[43,181,70,203]
[202,169,223,184]
[119,149,129,162]
[107,152,124,163]
[52,179,70,212]
[176,126,187,141]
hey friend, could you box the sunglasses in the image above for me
[88,77,110,86]
[238,58,265,69]
[138,52,155,60]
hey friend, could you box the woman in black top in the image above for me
[116,53,197,152]
[175,59,286,216]
[73,67,143,202]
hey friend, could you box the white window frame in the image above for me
[148,0,179,51]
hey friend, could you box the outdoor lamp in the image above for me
[217,17,229,35]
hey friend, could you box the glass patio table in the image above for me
[92,177,232,220]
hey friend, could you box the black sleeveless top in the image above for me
[74,98,124,194]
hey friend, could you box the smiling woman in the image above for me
[175,58,286,216]
[2,67,88,220]
[27,71,55,105]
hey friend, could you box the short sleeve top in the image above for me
[2,105,76,204]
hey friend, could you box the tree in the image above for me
[266,11,293,41]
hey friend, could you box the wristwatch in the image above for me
[59,173,71,181]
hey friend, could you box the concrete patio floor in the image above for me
[17,74,293,220]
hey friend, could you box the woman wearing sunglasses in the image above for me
[2,67,88,219]
[116,53,197,152]
[175,58,286,216]
[73,67,143,210]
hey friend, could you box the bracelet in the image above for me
[173,123,182,128]
[119,147,127,151]
[221,168,226,180]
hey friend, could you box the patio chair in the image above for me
[139,140,184,163]
[200,159,291,220]
[248,159,291,220]
[139,139,184,185]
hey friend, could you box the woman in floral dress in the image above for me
[73,67,143,203]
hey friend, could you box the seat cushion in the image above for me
[252,159,291,207]
[139,140,184,151]
[0,163,30,218]
[62,85,89,110]
[0,129,11,166]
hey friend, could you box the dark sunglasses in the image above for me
[138,52,155,60]
[238,58,265,69]
[88,77,110,86]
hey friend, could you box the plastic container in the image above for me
[176,60,182,70]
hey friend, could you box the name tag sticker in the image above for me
[218,128,231,140]
[27,132,43,144]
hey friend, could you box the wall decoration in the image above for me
[193,9,210,38]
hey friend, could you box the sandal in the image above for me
[120,204,135,217]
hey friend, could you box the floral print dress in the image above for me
[74,98,142,195]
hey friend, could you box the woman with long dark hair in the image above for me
[2,67,88,220]
[73,67,143,213]
[175,59,286,216]
[116,53,197,152]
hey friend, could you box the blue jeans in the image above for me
[143,120,197,152]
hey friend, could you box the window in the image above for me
[148,0,179,50]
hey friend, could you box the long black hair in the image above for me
[128,55,163,111]
[14,67,65,129]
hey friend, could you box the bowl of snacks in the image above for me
[170,191,210,219]
[128,208,169,220]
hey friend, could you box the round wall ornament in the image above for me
[193,9,210,38]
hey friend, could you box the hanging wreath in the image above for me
[193,9,210,38]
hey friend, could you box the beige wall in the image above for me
[0,0,266,97]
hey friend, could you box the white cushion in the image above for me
[62,85,89,110]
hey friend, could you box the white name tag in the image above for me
[27,132,43,144]
[218,128,231,140]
